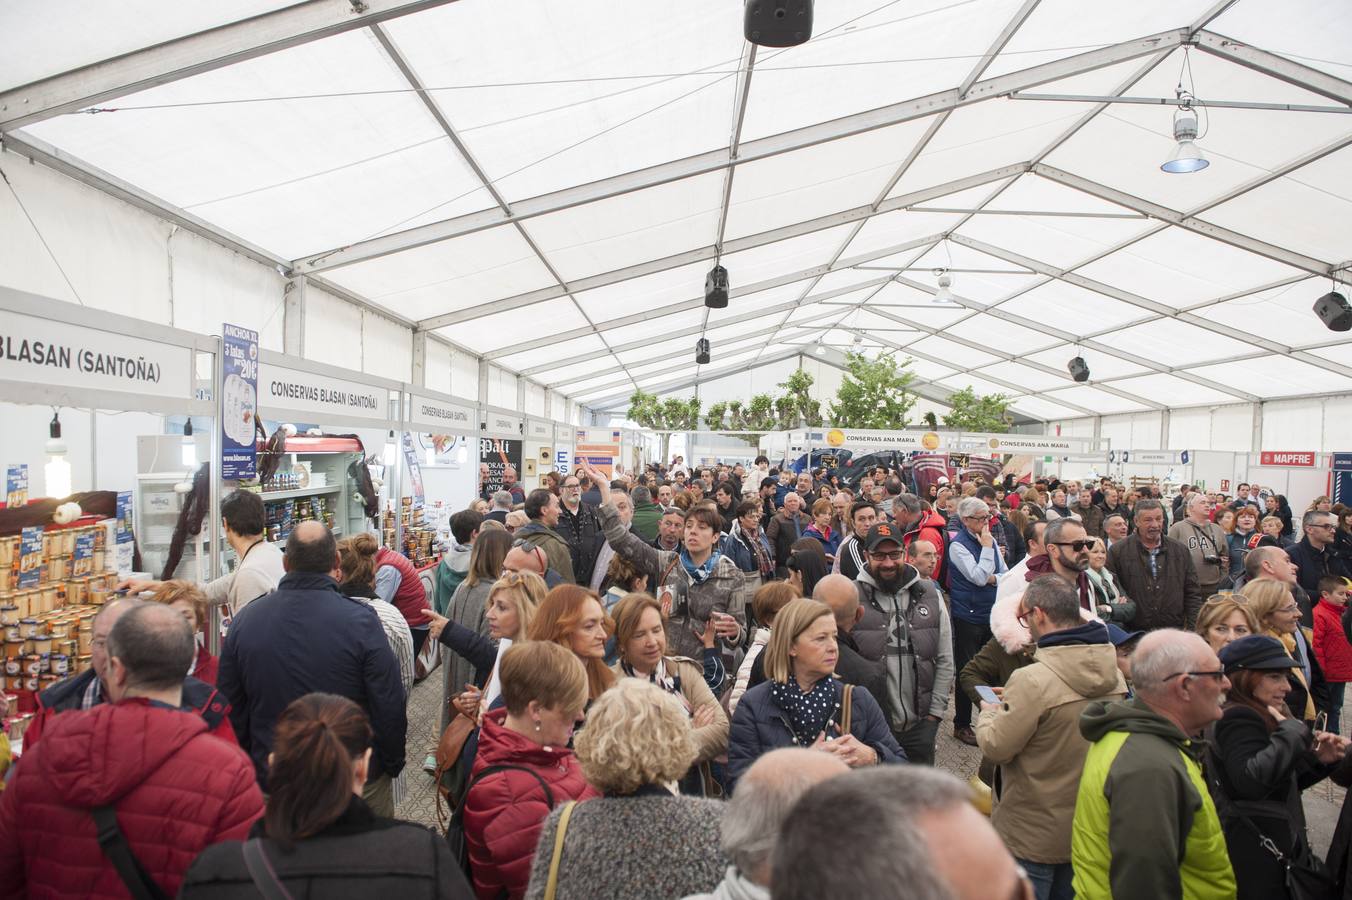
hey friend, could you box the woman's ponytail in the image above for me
[264,693,373,849]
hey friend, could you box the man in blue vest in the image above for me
[949,496,1008,746]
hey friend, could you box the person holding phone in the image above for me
[582,461,748,663]
[948,496,1009,746]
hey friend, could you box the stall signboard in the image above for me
[555,449,571,475]
[407,393,475,434]
[480,437,523,498]
[220,323,259,480]
[575,428,621,476]
[1330,453,1352,472]
[1062,453,1110,465]
[1121,450,1190,465]
[0,309,192,399]
[18,526,42,587]
[5,464,28,507]
[483,411,524,438]
[555,425,574,445]
[527,418,552,441]
[1259,451,1317,467]
[257,361,387,422]
[799,428,1090,455]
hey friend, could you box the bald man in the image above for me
[502,543,565,588]
[683,748,848,899]
[814,574,890,732]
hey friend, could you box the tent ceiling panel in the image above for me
[986,280,1151,334]
[952,198,1156,269]
[979,0,1220,80]
[984,171,1147,216]
[722,118,934,241]
[888,97,1096,198]
[1198,148,1352,264]
[1106,318,1256,367]
[616,335,703,365]
[1197,281,1339,348]
[381,0,743,201]
[24,29,495,259]
[897,357,959,382]
[1208,0,1352,78]
[973,363,1071,393]
[840,209,967,260]
[738,0,1027,141]
[937,374,1019,398]
[569,261,713,322]
[943,316,1059,355]
[1043,384,1150,414]
[907,336,1000,368]
[520,171,724,282]
[1023,347,1151,380]
[2,0,297,91]
[439,299,592,354]
[1005,395,1083,421]
[603,307,709,345]
[1190,357,1352,398]
[1075,226,1308,311]
[324,223,556,320]
[493,334,611,374]
[717,224,858,287]
[1107,373,1240,407]
[515,353,622,386]
[808,266,909,298]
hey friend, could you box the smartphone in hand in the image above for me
[975,685,1001,705]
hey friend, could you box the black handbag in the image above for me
[1235,812,1336,900]
[446,763,555,882]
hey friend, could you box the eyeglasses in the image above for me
[1164,669,1226,682]
[963,514,991,522]
[1309,523,1336,530]
[1050,540,1094,552]
[868,550,904,561]
[1016,608,1033,627]
[562,483,581,490]
[1277,605,1300,614]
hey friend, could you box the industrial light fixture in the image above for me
[704,265,729,309]
[45,410,71,499]
[1314,284,1352,332]
[696,337,711,365]
[1161,91,1209,174]
[932,269,959,306]
[744,0,813,47]
[181,417,197,467]
[382,429,398,467]
[814,340,826,356]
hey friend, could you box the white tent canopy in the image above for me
[2,0,1351,425]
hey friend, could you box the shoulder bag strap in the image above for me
[90,805,169,900]
[241,839,296,900]
[839,683,854,736]
[544,801,577,900]
[458,763,558,816]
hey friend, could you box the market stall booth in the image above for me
[523,416,554,491]
[480,408,524,502]
[0,286,218,723]
[402,386,479,551]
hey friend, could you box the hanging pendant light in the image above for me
[932,269,958,305]
[45,410,72,499]
[1162,92,1209,173]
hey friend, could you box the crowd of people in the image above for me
[5,458,1352,900]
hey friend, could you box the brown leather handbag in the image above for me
[433,712,478,829]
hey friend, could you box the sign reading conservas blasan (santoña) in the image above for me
[257,361,388,421]
[0,310,192,398]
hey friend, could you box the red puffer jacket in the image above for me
[462,708,598,900]
[0,698,264,899]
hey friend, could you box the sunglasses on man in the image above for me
[1049,540,1094,552]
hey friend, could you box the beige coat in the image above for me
[975,639,1127,863]
[612,656,729,763]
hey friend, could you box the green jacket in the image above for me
[1071,698,1236,900]
[630,501,662,542]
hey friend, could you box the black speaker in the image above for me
[745,0,813,47]
[696,338,711,365]
[705,265,729,309]
[1314,291,1352,332]
[1068,356,1090,382]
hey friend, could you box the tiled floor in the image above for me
[397,662,1346,857]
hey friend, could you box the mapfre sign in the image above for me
[1259,451,1317,467]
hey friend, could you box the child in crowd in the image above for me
[1312,575,1352,733]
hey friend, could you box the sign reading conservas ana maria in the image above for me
[0,310,191,399]
[257,361,387,421]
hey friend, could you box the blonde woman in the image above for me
[728,581,799,715]
[610,593,728,792]
[727,598,904,792]
[1241,580,1325,725]
[1195,594,1259,654]
[523,680,725,900]
[424,571,547,696]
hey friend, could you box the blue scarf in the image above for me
[770,677,840,747]
[680,548,722,585]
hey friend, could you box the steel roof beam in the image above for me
[293,30,1186,274]
[1193,30,1352,106]
[0,0,465,132]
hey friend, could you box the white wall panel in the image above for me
[451,349,479,401]
[1262,398,1326,451]
[524,383,546,417]
[361,311,412,383]
[303,285,362,370]
[0,148,170,323]
[423,340,453,394]
[171,229,286,352]
[1325,398,1352,452]
[1168,408,1212,450]
[1212,405,1256,452]
[487,366,518,410]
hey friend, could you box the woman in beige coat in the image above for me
[610,593,728,795]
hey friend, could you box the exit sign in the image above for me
[1260,451,1317,467]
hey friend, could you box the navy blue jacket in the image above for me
[218,570,407,784]
[727,677,905,794]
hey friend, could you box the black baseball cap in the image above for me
[1218,635,1299,672]
[864,523,904,552]
[1104,623,1144,648]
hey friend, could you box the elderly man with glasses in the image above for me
[946,497,1009,745]
[1071,629,1236,899]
